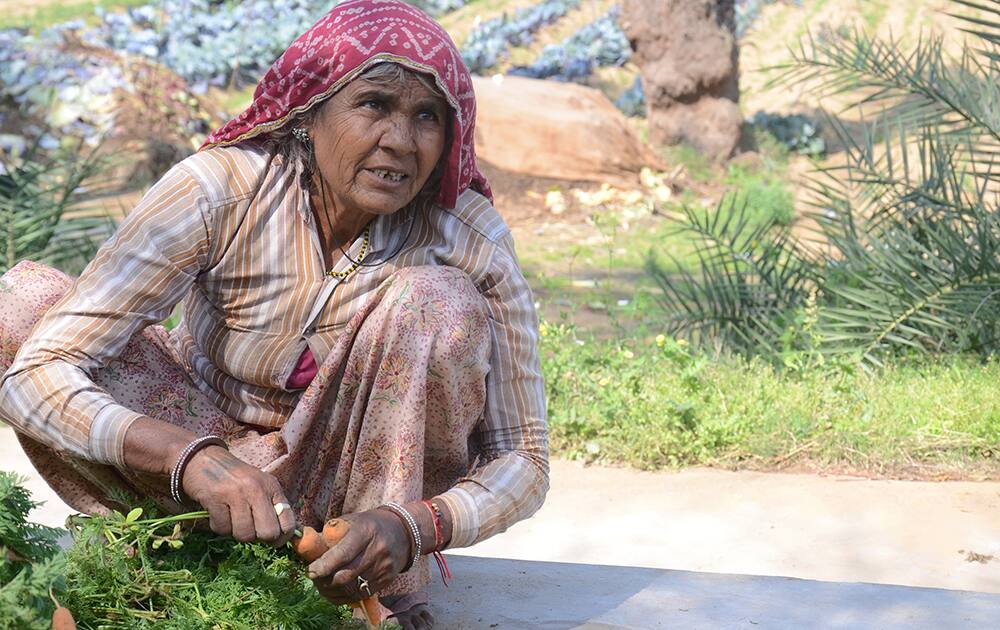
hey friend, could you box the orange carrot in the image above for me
[291,526,328,563]
[51,607,76,630]
[295,519,384,630]
[322,518,350,545]
[357,596,387,628]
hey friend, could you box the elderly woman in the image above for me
[0,1,548,627]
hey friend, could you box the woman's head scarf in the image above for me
[202,0,491,209]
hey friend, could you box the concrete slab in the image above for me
[428,555,1000,629]
[449,459,1000,595]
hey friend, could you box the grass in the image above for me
[859,0,889,31]
[542,323,1000,478]
[0,0,147,30]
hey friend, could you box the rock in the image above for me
[621,0,743,161]
[472,75,660,186]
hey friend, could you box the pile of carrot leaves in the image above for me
[1,471,361,629]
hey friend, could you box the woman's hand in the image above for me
[306,509,411,604]
[181,446,298,545]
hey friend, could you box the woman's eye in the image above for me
[419,110,440,123]
[362,99,384,111]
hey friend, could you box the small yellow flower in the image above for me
[655,334,666,348]
[598,377,611,387]
[622,350,634,359]
[677,338,689,347]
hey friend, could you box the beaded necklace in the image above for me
[326,224,371,279]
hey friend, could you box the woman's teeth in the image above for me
[371,169,406,183]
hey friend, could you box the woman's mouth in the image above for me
[365,168,408,184]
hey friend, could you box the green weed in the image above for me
[541,322,1000,477]
[0,0,148,30]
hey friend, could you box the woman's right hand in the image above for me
[181,446,298,545]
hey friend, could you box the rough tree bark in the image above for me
[621,0,743,161]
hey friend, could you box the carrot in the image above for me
[322,518,350,545]
[295,519,385,630]
[291,526,329,563]
[322,519,385,630]
[357,596,388,628]
[51,607,76,630]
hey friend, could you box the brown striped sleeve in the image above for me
[0,163,212,465]
[436,230,550,548]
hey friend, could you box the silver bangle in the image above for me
[381,501,421,572]
[169,435,227,504]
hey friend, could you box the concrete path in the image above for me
[427,556,1000,629]
[4,426,1000,628]
[448,459,1000,595]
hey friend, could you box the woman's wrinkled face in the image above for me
[309,70,449,218]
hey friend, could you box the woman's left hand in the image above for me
[306,509,411,603]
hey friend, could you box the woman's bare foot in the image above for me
[391,602,434,629]
[381,592,434,629]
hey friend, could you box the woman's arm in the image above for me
[0,159,296,544]
[434,231,550,548]
[0,162,212,465]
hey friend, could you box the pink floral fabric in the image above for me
[0,261,489,596]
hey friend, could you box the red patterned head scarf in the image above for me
[201,0,491,209]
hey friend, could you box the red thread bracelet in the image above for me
[422,500,452,586]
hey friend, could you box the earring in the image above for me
[292,127,310,144]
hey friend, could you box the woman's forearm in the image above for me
[399,498,453,554]
[122,416,199,476]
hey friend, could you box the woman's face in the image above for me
[308,70,449,219]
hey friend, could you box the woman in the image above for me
[0,1,548,627]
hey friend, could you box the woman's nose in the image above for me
[378,115,416,154]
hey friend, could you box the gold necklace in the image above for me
[326,225,371,279]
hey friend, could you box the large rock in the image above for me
[621,0,743,161]
[472,75,659,185]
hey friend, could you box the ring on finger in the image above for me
[357,575,373,598]
[273,502,291,517]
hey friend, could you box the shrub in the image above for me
[0,143,115,276]
[646,1,1000,367]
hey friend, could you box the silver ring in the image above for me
[273,502,291,517]
[357,575,373,598]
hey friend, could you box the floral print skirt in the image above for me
[0,261,491,595]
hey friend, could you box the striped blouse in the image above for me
[0,141,549,548]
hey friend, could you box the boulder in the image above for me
[472,75,659,185]
[621,0,743,161]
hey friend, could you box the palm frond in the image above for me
[646,198,817,357]
[1,144,115,276]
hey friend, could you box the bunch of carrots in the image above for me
[291,519,389,628]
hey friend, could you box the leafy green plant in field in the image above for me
[540,324,1000,474]
[647,0,1000,367]
[0,472,65,629]
[724,160,796,226]
[1,142,116,276]
[646,197,818,358]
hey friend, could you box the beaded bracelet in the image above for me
[169,435,228,504]
[381,501,421,572]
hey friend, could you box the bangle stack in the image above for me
[380,501,421,572]
[169,435,227,504]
